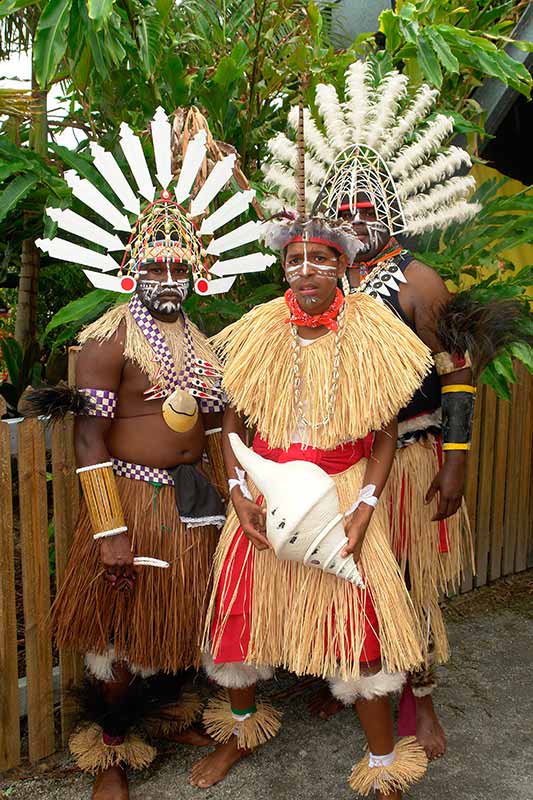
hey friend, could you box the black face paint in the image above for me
[137,264,189,316]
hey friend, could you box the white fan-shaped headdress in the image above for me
[263,63,480,235]
[37,107,274,296]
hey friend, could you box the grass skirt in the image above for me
[386,437,474,664]
[53,477,219,673]
[204,461,424,681]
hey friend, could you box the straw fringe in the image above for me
[146,690,203,737]
[202,692,281,749]
[205,461,424,680]
[211,294,432,452]
[53,478,219,673]
[386,439,474,663]
[348,737,428,795]
[69,723,156,774]
[78,303,221,395]
[204,429,229,501]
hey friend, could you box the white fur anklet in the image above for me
[202,651,274,688]
[329,670,406,705]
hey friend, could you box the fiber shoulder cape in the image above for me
[78,301,221,395]
[211,293,433,450]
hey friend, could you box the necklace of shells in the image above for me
[290,300,347,431]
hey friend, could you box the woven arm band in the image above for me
[441,385,476,451]
[76,462,127,539]
[78,388,118,418]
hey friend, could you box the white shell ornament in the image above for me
[229,433,365,588]
[162,388,199,433]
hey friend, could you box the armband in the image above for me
[76,462,127,540]
[441,385,476,451]
[78,388,118,418]
[433,350,472,377]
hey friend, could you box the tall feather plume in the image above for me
[267,132,297,167]
[403,176,476,219]
[344,60,371,142]
[379,84,439,159]
[390,114,454,178]
[262,162,298,201]
[288,106,335,165]
[315,83,350,153]
[268,133,327,187]
[405,200,481,235]
[365,71,409,149]
[436,292,532,377]
[396,146,472,200]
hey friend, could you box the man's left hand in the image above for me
[425,455,466,521]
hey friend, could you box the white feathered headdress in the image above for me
[262,62,480,236]
[37,108,274,296]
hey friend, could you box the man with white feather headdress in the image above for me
[189,90,438,795]
[263,59,527,762]
[24,107,271,800]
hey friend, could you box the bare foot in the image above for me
[376,791,401,799]
[164,726,212,747]
[189,739,250,788]
[92,765,129,800]
[415,694,446,760]
[307,687,345,720]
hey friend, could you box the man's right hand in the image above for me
[232,492,270,550]
[99,533,136,589]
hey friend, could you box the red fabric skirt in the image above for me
[211,433,382,668]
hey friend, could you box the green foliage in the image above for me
[0,335,42,413]
[34,0,73,87]
[378,0,532,123]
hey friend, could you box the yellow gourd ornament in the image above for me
[162,388,199,432]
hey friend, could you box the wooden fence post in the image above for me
[18,418,55,762]
[51,416,83,746]
[0,415,21,770]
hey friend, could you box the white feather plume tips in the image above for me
[344,60,372,142]
[403,175,477,219]
[380,84,439,160]
[390,114,454,178]
[365,70,409,149]
[315,83,350,153]
[406,200,481,235]
[396,146,472,200]
[288,106,335,164]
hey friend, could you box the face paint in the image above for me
[285,239,339,286]
[137,263,189,316]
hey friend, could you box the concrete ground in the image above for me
[1,572,532,800]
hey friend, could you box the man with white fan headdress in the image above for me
[24,107,271,800]
[190,94,435,796]
[263,60,527,761]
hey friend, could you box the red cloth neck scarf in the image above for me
[284,287,345,331]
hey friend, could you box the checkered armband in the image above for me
[78,388,118,418]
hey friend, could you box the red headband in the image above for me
[338,201,374,212]
[285,235,343,253]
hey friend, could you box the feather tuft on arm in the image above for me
[436,291,532,376]
[21,384,92,422]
